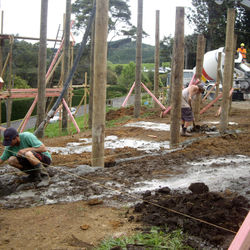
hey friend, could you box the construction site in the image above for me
[0,0,250,249]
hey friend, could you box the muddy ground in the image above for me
[0,100,250,249]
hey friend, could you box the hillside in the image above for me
[107,38,155,64]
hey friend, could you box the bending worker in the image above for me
[237,43,247,62]
[181,83,205,136]
[0,127,52,187]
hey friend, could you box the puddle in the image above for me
[48,135,170,155]
[124,121,170,131]
[206,121,238,125]
[130,155,250,199]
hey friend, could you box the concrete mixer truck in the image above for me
[200,47,250,100]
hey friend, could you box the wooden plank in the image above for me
[229,211,250,250]
[0,88,63,98]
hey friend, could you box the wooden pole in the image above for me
[6,37,13,127]
[0,11,3,125]
[62,0,71,132]
[36,0,48,138]
[88,0,96,129]
[170,7,185,147]
[220,8,235,134]
[229,35,237,114]
[134,0,143,118]
[167,39,176,106]
[0,11,3,74]
[91,0,109,167]
[83,72,88,128]
[193,34,205,122]
[215,52,222,98]
[154,10,160,108]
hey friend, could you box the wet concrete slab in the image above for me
[0,155,249,209]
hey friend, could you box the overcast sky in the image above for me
[0,0,193,46]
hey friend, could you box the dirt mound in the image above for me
[132,183,249,248]
[106,106,158,121]
[106,106,135,121]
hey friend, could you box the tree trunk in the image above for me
[220,8,235,134]
[134,0,143,118]
[170,7,185,147]
[91,0,109,167]
[154,10,160,108]
[36,0,48,138]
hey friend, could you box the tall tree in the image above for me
[72,0,132,39]
[159,35,174,64]
[187,0,250,51]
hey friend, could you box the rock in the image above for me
[188,182,209,194]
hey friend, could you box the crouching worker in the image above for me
[0,127,52,187]
[181,83,205,136]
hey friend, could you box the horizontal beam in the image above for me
[0,88,64,99]
[0,34,62,42]
[2,88,62,92]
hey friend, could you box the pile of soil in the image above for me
[132,183,249,249]
[106,106,154,121]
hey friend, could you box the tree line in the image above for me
[0,0,249,90]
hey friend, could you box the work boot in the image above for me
[33,163,50,187]
[181,127,192,137]
[20,166,42,183]
[20,173,41,183]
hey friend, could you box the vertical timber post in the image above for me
[170,7,185,147]
[62,0,71,133]
[36,0,48,138]
[194,34,205,122]
[154,10,160,108]
[167,39,176,106]
[229,35,237,114]
[220,8,235,134]
[134,0,143,118]
[215,52,222,98]
[88,0,96,129]
[6,37,13,127]
[0,11,3,75]
[91,0,109,167]
[0,11,3,125]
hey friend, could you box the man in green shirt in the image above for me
[0,127,52,187]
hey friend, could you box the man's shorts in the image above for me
[17,151,51,171]
[181,107,194,122]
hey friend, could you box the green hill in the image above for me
[107,38,155,64]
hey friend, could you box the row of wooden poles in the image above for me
[0,0,236,167]
[92,1,236,167]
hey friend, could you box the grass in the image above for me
[27,104,155,138]
[27,114,90,138]
[96,227,193,250]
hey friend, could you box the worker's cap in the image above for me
[197,83,205,93]
[241,43,245,47]
[3,127,19,146]
[0,77,4,83]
